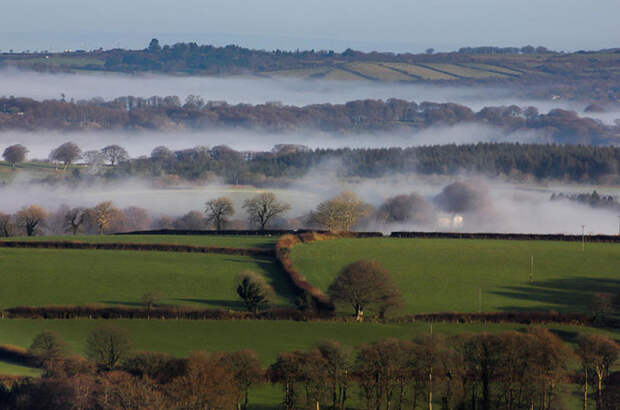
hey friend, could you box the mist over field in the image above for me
[0,124,550,160]
[1,168,618,235]
[1,69,617,124]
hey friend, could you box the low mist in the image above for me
[1,168,618,235]
[1,69,616,123]
[1,124,549,160]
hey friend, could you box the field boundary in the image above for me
[0,240,275,257]
[1,305,606,326]
[390,231,620,242]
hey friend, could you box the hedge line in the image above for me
[274,231,382,313]
[390,311,592,326]
[2,306,320,321]
[390,231,620,243]
[117,229,330,236]
[0,241,274,257]
[1,305,605,327]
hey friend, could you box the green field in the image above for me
[291,238,620,315]
[0,248,294,309]
[1,234,279,249]
[1,319,616,367]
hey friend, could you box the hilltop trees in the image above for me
[2,144,28,169]
[15,205,47,236]
[310,192,371,232]
[205,197,235,230]
[235,270,275,313]
[49,142,81,169]
[243,192,291,230]
[327,260,403,321]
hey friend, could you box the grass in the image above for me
[1,234,279,249]
[0,362,40,377]
[0,319,616,366]
[344,63,414,81]
[290,238,620,315]
[381,63,458,80]
[0,248,295,309]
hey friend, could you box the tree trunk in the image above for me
[429,366,433,410]
[583,368,588,410]
[596,371,603,410]
[355,305,364,321]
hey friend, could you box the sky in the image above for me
[0,0,618,53]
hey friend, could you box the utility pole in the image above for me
[581,225,585,252]
[529,255,534,283]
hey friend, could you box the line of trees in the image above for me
[2,180,619,237]
[3,141,619,184]
[2,327,618,409]
[1,96,617,146]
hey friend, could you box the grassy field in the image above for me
[291,238,620,315]
[1,319,616,367]
[0,248,295,309]
[1,234,279,249]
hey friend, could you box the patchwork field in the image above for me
[290,238,620,315]
[0,247,294,308]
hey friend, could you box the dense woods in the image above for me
[120,143,619,184]
[0,96,617,146]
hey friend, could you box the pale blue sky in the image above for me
[1,0,618,52]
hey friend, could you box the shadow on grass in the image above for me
[101,301,146,307]
[174,298,246,310]
[223,257,299,307]
[492,277,620,313]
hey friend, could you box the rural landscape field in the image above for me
[1,0,619,408]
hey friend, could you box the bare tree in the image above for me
[0,212,15,237]
[236,270,276,313]
[82,150,105,166]
[243,192,291,230]
[101,144,129,165]
[2,144,28,169]
[309,192,371,232]
[90,201,120,234]
[29,331,70,365]
[174,210,206,230]
[16,205,47,236]
[327,260,403,321]
[205,197,235,231]
[217,350,264,410]
[49,142,81,169]
[85,324,133,369]
[576,334,619,410]
[64,207,86,235]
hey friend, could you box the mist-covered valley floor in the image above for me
[1,70,618,235]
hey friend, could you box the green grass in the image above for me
[0,248,294,309]
[1,234,279,249]
[0,362,40,377]
[0,319,616,366]
[291,238,620,315]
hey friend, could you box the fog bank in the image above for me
[1,69,616,123]
[0,124,549,159]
